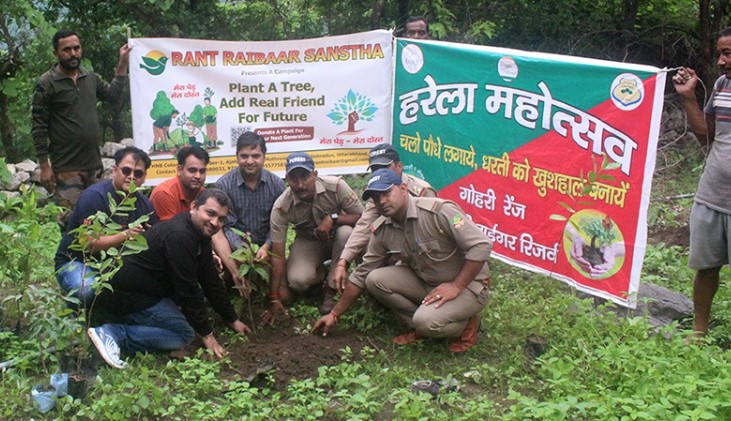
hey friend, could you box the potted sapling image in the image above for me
[564,211,625,279]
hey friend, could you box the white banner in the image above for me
[129,30,393,184]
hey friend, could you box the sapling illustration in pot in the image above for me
[578,216,616,268]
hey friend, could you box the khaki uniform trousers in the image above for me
[365,265,488,338]
[286,225,353,292]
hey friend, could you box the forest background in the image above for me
[2,0,731,419]
[1,0,729,161]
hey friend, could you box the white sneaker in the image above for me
[87,327,127,369]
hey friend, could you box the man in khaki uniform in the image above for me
[262,152,363,322]
[313,169,491,353]
[336,143,436,275]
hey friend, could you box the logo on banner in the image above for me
[401,44,424,74]
[327,89,378,135]
[498,56,518,81]
[610,73,643,111]
[140,50,169,76]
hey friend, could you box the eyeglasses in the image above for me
[119,166,146,178]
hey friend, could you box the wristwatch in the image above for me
[330,212,339,223]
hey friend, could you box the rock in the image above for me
[6,163,16,175]
[15,172,30,184]
[102,158,115,180]
[31,168,41,183]
[0,190,20,199]
[14,159,38,173]
[120,138,135,147]
[101,142,125,158]
[634,283,693,326]
[0,173,23,190]
[580,283,692,328]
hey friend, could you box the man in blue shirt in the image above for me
[55,146,157,307]
[213,131,285,293]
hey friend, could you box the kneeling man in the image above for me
[89,189,250,369]
[313,169,491,353]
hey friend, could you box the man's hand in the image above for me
[230,319,252,335]
[261,300,288,325]
[333,262,348,291]
[315,215,335,241]
[213,253,224,272]
[422,282,462,309]
[672,67,698,98]
[118,44,132,66]
[312,313,337,337]
[255,243,270,263]
[39,162,55,194]
[201,333,228,358]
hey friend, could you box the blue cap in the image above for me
[285,152,315,175]
[362,168,402,201]
[368,143,400,170]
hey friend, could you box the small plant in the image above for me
[229,229,273,328]
[61,182,150,385]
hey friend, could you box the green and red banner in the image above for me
[393,39,665,307]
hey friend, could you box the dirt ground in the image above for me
[174,222,692,388]
[173,301,379,389]
[224,315,374,389]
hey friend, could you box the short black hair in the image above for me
[405,16,429,32]
[53,30,79,50]
[177,146,210,166]
[194,188,230,208]
[236,131,267,154]
[721,26,731,38]
[114,146,152,169]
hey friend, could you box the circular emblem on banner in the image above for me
[498,56,518,81]
[610,73,644,111]
[401,44,424,74]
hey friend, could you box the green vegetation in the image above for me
[2,151,731,418]
[3,0,731,417]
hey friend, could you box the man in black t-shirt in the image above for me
[88,189,250,369]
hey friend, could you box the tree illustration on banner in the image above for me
[327,89,377,135]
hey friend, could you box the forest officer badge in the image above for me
[450,214,466,229]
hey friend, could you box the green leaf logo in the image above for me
[139,50,168,76]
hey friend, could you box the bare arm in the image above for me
[673,67,714,146]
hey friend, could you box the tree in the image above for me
[0,1,54,163]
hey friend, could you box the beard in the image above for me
[58,57,80,71]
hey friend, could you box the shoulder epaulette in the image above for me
[415,197,444,213]
[370,215,388,233]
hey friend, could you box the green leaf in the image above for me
[549,214,568,221]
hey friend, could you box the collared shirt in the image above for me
[95,212,238,336]
[54,179,158,269]
[270,175,364,244]
[216,167,285,248]
[698,75,731,213]
[340,173,437,263]
[31,65,127,172]
[349,197,491,288]
[150,176,203,221]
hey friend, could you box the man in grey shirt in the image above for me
[672,26,731,338]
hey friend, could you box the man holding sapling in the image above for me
[313,169,491,353]
[55,146,157,308]
[212,131,286,294]
[89,189,250,369]
[262,152,363,321]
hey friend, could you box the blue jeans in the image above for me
[56,261,98,308]
[100,298,196,355]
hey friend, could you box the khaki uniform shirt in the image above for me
[349,197,491,288]
[340,173,437,263]
[270,175,364,243]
